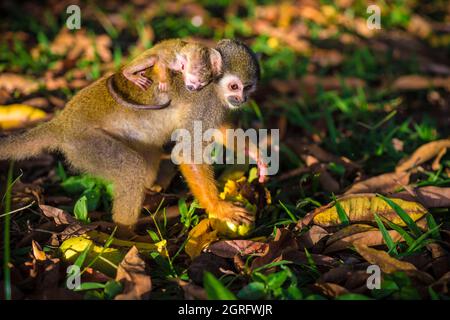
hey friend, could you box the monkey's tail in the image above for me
[0,121,60,161]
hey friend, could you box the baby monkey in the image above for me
[123,39,222,92]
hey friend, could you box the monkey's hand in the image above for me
[158,81,169,92]
[124,71,153,91]
[257,158,268,183]
[209,200,255,225]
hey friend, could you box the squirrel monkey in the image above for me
[122,39,222,92]
[0,39,260,235]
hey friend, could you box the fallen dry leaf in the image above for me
[188,253,233,285]
[115,246,151,300]
[297,225,329,249]
[325,229,403,253]
[392,75,450,92]
[0,73,40,95]
[345,171,410,194]
[396,139,450,172]
[354,243,434,284]
[251,229,298,270]
[185,219,219,259]
[311,194,427,227]
[312,282,349,297]
[0,104,47,130]
[40,204,76,225]
[391,186,450,208]
[207,240,268,258]
[31,240,47,261]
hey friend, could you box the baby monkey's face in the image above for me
[177,44,222,91]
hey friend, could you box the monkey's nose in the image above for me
[227,96,244,106]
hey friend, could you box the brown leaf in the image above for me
[431,271,450,295]
[354,244,434,284]
[31,240,47,261]
[392,75,450,92]
[312,282,349,297]
[354,243,416,273]
[114,246,151,300]
[207,240,268,258]
[297,225,329,250]
[327,224,376,245]
[251,229,298,270]
[188,253,234,285]
[283,250,339,268]
[427,243,449,279]
[345,171,410,194]
[177,279,207,300]
[392,186,450,208]
[40,204,76,225]
[396,139,450,172]
[325,229,403,254]
[0,73,40,95]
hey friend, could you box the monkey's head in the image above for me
[215,39,260,109]
[176,43,223,92]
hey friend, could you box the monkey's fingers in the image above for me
[258,160,269,183]
[136,77,152,90]
[158,82,169,92]
[232,207,255,224]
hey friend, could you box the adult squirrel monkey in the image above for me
[0,39,260,235]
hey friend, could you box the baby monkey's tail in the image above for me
[0,121,60,161]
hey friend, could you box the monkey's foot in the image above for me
[209,200,255,225]
[125,73,153,91]
[158,81,169,92]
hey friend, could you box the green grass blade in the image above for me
[203,272,236,300]
[279,200,297,223]
[425,214,441,240]
[406,225,442,254]
[377,194,422,238]
[333,196,350,226]
[3,162,14,300]
[380,216,415,247]
[374,214,398,255]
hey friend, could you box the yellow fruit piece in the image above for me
[210,218,253,238]
[313,195,427,227]
[0,104,47,130]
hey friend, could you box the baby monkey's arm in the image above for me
[122,53,157,90]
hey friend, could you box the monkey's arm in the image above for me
[216,124,268,183]
[179,163,254,225]
[122,55,158,90]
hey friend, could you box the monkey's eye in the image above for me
[244,84,253,91]
[181,63,185,71]
[229,83,239,91]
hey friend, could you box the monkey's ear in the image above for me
[209,48,223,77]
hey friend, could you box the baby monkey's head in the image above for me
[176,43,222,91]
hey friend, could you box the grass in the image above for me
[2,162,14,300]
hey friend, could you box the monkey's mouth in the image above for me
[227,96,246,107]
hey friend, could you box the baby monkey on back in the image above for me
[123,39,222,92]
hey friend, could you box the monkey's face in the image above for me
[218,74,257,109]
[177,51,212,91]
